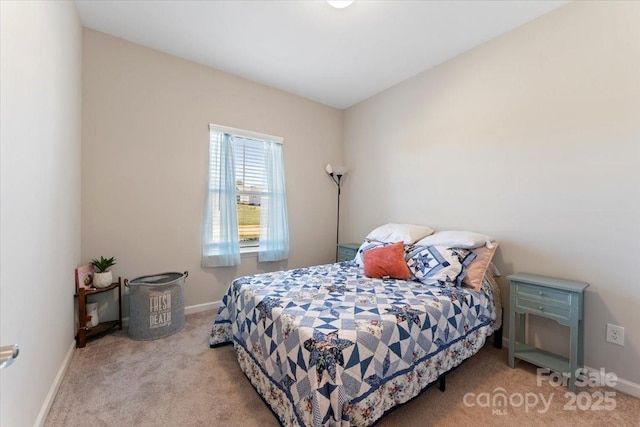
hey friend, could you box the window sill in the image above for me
[240,247,258,258]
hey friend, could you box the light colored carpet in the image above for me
[45,311,639,426]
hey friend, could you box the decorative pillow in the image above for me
[415,230,494,249]
[405,245,476,287]
[363,242,411,280]
[365,223,435,244]
[462,242,499,291]
[354,240,392,266]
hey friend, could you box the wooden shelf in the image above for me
[84,320,120,339]
[513,343,570,374]
[78,282,120,296]
[75,277,122,348]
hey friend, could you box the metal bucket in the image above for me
[125,271,188,340]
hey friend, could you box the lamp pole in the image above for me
[335,173,342,262]
[326,164,347,262]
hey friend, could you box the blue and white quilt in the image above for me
[210,261,498,426]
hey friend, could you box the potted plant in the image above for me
[91,256,117,288]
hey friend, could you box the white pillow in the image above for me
[415,230,494,249]
[365,223,435,244]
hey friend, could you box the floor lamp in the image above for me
[325,164,348,261]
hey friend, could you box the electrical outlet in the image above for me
[606,323,625,346]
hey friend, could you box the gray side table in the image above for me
[337,243,360,262]
[507,272,589,393]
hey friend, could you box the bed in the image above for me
[210,245,502,426]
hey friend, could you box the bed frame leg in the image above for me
[494,308,503,349]
[494,326,503,349]
[439,375,446,392]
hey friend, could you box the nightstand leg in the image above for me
[508,309,516,368]
[517,313,526,345]
[577,319,585,368]
[569,321,579,393]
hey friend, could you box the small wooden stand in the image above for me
[75,277,123,348]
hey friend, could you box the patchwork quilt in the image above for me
[210,261,498,426]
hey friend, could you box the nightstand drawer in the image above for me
[514,282,571,307]
[514,296,571,321]
[337,244,359,262]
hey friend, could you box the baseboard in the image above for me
[185,300,221,314]
[500,338,640,398]
[583,365,640,398]
[615,376,640,398]
[35,339,76,427]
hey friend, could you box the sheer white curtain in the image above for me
[258,141,289,262]
[201,132,241,267]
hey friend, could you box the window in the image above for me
[202,124,289,267]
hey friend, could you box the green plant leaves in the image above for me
[91,256,116,273]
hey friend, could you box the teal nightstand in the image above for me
[508,273,589,393]
[337,243,360,262]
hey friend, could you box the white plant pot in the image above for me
[94,271,113,288]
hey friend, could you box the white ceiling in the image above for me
[74,0,568,109]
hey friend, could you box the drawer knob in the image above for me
[539,291,544,296]
[538,306,544,311]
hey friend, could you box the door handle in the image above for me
[0,344,19,369]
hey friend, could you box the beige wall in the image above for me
[82,30,343,315]
[0,1,82,426]
[344,1,640,385]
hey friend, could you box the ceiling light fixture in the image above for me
[327,0,353,9]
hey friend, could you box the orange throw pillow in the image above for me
[363,242,411,279]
